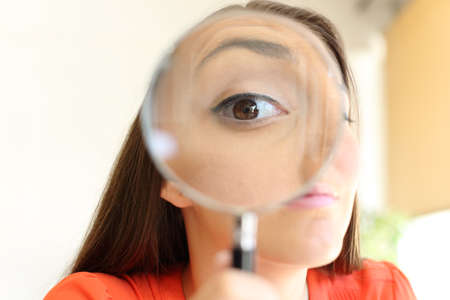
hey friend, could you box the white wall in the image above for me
[0,1,387,299]
[349,34,388,212]
[397,210,450,299]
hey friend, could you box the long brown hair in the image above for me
[70,0,361,277]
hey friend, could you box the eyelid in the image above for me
[211,92,288,114]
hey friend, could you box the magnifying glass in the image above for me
[139,11,348,271]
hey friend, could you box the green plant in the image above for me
[360,209,409,263]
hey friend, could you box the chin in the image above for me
[256,212,347,268]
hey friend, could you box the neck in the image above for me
[255,255,308,300]
[181,210,309,300]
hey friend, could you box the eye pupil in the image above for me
[233,99,259,120]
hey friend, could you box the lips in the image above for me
[286,183,338,209]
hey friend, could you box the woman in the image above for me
[44,1,416,299]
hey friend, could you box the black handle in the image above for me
[231,212,258,272]
[232,247,255,271]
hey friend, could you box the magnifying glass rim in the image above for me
[139,24,348,216]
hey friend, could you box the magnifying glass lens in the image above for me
[140,13,347,214]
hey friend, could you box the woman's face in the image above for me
[158,10,360,268]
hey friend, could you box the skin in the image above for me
[158,9,360,300]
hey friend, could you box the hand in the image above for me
[189,251,280,300]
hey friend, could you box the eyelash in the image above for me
[209,92,287,130]
[211,93,287,117]
[344,112,356,124]
[212,92,284,115]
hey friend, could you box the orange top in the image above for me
[44,259,416,300]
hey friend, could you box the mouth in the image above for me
[286,183,338,209]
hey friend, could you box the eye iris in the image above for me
[233,99,259,120]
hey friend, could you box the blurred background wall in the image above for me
[386,0,450,298]
[1,0,448,299]
[386,0,450,215]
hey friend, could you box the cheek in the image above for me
[333,129,360,184]
[255,129,360,266]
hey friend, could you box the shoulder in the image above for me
[44,267,185,300]
[360,259,416,299]
[43,272,152,300]
[308,259,417,299]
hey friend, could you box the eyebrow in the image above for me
[197,38,292,68]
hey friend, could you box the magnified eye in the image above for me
[211,93,288,123]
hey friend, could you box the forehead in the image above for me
[172,9,340,78]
